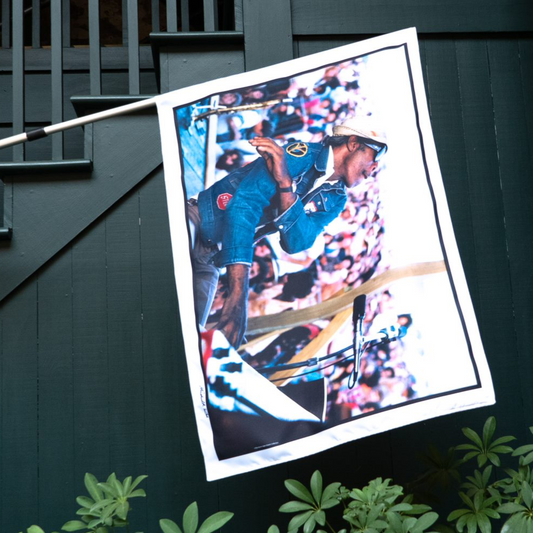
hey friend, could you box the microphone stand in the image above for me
[348,294,366,389]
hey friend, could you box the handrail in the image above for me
[0,0,233,163]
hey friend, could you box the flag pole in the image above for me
[0,97,157,150]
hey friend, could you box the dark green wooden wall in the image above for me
[0,1,532,532]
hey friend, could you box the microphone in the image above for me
[362,324,407,345]
[349,294,366,388]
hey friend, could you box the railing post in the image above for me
[180,0,189,31]
[51,0,64,160]
[0,179,13,240]
[12,0,24,161]
[32,0,40,48]
[127,0,140,94]
[151,0,160,32]
[167,0,178,32]
[89,0,102,95]
[203,0,217,31]
[1,0,10,48]
[62,0,70,47]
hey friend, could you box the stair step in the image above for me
[0,159,93,175]
[71,94,157,117]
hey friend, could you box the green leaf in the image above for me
[462,451,479,463]
[477,513,491,533]
[76,509,96,517]
[84,474,104,502]
[459,493,474,509]
[522,481,533,508]
[408,504,432,515]
[303,515,316,533]
[288,511,314,531]
[122,477,133,495]
[482,417,496,447]
[513,445,533,457]
[457,514,469,532]
[321,498,340,510]
[28,527,46,533]
[486,453,500,467]
[491,446,514,454]
[310,471,323,504]
[389,503,413,513]
[412,512,438,533]
[465,514,477,533]
[320,482,341,506]
[315,511,326,527]
[491,435,516,446]
[130,475,148,492]
[522,451,533,466]
[267,527,280,533]
[456,444,479,451]
[90,499,115,513]
[76,496,95,509]
[128,489,146,498]
[473,490,484,511]
[349,488,365,502]
[448,509,470,521]
[285,480,315,505]
[385,511,403,533]
[484,509,500,519]
[497,502,527,514]
[279,502,314,513]
[101,502,119,522]
[98,482,119,498]
[62,521,88,532]
[463,428,483,449]
[501,513,527,533]
[116,501,129,521]
[183,502,199,533]
[197,511,234,533]
[111,477,124,497]
[403,516,417,531]
[160,519,183,533]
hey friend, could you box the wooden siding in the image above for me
[0,1,531,532]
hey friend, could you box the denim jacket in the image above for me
[196,142,347,268]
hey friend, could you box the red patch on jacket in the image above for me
[217,193,233,210]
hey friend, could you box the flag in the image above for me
[156,27,494,481]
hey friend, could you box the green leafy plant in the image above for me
[455,417,515,468]
[270,470,438,533]
[277,470,341,533]
[19,473,232,533]
[19,527,58,533]
[61,473,147,532]
[441,417,533,532]
[159,501,233,533]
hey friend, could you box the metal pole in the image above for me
[0,98,157,150]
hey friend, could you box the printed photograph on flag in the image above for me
[156,28,494,481]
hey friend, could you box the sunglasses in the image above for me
[360,140,387,162]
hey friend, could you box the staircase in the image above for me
[0,0,250,299]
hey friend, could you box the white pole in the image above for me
[0,97,157,150]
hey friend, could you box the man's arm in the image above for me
[216,263,249,348]
[249,137,297,213]
[215,137,297,348]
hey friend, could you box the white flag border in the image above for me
[156,27,495,481]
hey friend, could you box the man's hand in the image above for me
[249,137,292,189]
[216,263,250,348]
[249,137,297,212]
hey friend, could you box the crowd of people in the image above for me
[200,56,423,421]
[212,58,376,181]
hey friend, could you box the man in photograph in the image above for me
[188,117,388,347]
